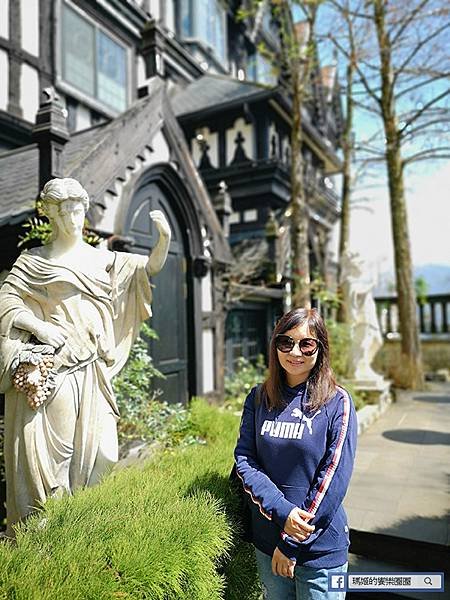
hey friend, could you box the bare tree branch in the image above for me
[400,117,450,139]
[389,0,432,45]
[393,21,450,83]
[328,34,382,106]
[395,71,450,99]
[398,87,450,135]
[402,147,450,166]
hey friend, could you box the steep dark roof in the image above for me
[0,77,232,262]
[67,78,165,201]
[0,145,39,226]
[171,74,273,118]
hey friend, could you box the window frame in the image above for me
[177,0,228,67]
[56,0,132,117]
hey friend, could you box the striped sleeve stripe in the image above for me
[236,467,272,521]
[306,387,350,515]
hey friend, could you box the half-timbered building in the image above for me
[0,0,343,402]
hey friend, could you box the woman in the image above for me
[234,308,357,599]
[0,177,171,536]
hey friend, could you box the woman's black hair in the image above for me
[260,307,336,411]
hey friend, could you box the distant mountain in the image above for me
[374,264,450,296]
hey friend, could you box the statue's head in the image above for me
[40,178,89,240]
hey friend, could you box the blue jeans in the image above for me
[255,548,348,600]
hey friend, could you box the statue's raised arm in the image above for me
[0,177,171,537]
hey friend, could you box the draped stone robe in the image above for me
[0,250,152,534]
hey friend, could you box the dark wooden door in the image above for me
[125,182,188,405]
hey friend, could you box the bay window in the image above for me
[178,0,227,64]
[61,2,128,113]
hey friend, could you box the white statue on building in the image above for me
[341,250,383,383]
[0,177,171,537]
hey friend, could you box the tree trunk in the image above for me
[337,59,354,323]
[290,66,311,308]
[374,0,424,389]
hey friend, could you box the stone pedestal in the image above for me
[347,378,392,435]
[352,376,391,404]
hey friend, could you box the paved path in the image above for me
[345,382,450,546]
[344,383,450,598]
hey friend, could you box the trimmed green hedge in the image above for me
[0,399,261,600]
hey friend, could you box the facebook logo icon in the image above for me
[329,574,347,590]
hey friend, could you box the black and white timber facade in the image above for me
[0,0,344,403]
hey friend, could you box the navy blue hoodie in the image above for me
[234,381,357,569]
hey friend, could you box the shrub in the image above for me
[224,355,267,412]
[0,399,261,600]
[326,319,351,380]
[113,323,200,450]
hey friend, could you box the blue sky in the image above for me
[307,0,450,276]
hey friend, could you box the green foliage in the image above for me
[18,200,100,248]
[113,322,163,413]
[326,319,351,380]
[17,216,52,247]
[327,320,366,410]
[0,399,261,600]
[224,355,267,412]
[415,276,428,306]
[311,272,340,311]
[113,323,200,449]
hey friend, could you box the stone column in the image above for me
[212,181,232,238]
[31,88,70,190]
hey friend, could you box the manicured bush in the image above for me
[224,355,267,412]
[0,399,261,600]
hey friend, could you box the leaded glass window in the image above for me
[179,0,193,37]
[62,5,95,96]
[178,0,226,64]
[97,31,127,112]
[61,2,128,113]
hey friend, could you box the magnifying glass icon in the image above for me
[424,577,432,585]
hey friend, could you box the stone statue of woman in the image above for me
[341,250,383,383]
[0,177,171,536]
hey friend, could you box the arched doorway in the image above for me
[124,177,188,405]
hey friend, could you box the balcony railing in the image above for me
[375,294,450,337]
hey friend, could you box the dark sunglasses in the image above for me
[275,334,320,356]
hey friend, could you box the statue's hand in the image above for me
[149,210,171,239]
[33,322,66,349]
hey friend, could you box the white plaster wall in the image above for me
[149,0,160,20]
[202,329,215,393]
[137,54,146,88]
[201,269,213,312]
[0,0,9,39]
[243,209,258,223]
[192,127,218,168]
[20,63,39,123]
[150,129,170,162]
[229,211,240,224]
[0,49,8,110]
[20,0,39,57]
[281,135,290,164]
[76,104,91,131]
[226,118,254,164]
[111,130,170,234]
